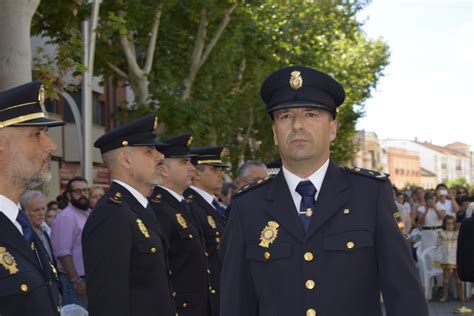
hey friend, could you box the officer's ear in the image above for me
[271,124,279,146]
[116,147,134,170]
[329,116,337,142]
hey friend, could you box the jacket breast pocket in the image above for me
[246,242,292,262]
[323,230,374,252]
[0,271,45,297]
[135,237,163,256]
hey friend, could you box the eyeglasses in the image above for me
[70,188,91,195]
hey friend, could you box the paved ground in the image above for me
[383,299,474,315]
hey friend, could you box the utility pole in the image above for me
[81,0,101,183]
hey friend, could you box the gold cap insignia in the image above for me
[38,85,48,118]
[153,117,158,129]
[259,221,280,248]
[136,219,150,238]
[207,215,217,229]
[0,247,18,274]
[187,136,193,146]
[122,140,128,146]
[289,70,303,90]
[176,213,188,229]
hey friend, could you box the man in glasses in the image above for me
[51,176,91,308]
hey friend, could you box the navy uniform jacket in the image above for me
[220,161,428,316]
[184,188,225,316]
[82,182,175,316]
[457,216,474,282]
[0,212,61,316]
[150,187,212,316]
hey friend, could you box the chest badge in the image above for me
[176,213,188,229]
[259,221,280,248]
[0,247,18,274]
[136,219,150,238]
[207,216,217,229]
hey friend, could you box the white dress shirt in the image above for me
[159,185,184,203]
[190,185,215,208]
[113,179,149,208]
[282,159,330,214]
[0,194,23,234]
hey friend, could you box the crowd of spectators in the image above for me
[394,183,473,302]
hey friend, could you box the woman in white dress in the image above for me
[417,192,445,251]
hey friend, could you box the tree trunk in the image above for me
[0,0,40,90]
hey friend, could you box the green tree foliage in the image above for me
[31,0,389,173]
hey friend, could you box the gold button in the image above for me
[204,252,209,256]
[304,252,314,262]
[264,252,271,260]
[57,306,61,312]
[207,269,211,274]
[346,241,355,249]
[20,284,28,292]
[215,231,220,236]
[305,280,315,289]
[189,234,193,239]
[209,286,212,290]
[150,247,156,253]
[307,308,317,316]
[343,208,350,214]
[182,303,187,308]
[211,289,216,294]
[172,291,176,298]
[122,140,128,146]
[169,270,172,276]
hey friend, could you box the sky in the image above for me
[356,0,474,147]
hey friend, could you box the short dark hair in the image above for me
[66,176,88,192]
[47,201,58,210]
[436,183,447,190]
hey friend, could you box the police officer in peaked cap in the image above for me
[82,114,176,316]
[149,134,214,316]
[220,66,428,316]
[184,146,229,316]
[0,81,63,316]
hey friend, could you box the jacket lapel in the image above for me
[0,212,42,271]
[112,182,170,249]
[306,161,350,238]
[264,172,305,243]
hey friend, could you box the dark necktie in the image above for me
[295,181,317,232]
[145,204,157,221]
[212,199,226,219]
[16,209,34,245]
[180,199,191,213]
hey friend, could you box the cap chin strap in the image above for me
[0,112,45,128]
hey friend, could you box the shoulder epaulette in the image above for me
[108,191,123,205]
[149,192,161,204]
[343,166,389,181]
[233,176,273,197]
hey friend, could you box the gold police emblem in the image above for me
[393,211,407,238]
[207,216,217,229]
[176,213,188,229]
[38,85,48,117]
[289,70,303,90]
[187,136,193,146]
[259,221,280,248]
[0,247,18,274]
[153,117,158,129]
[136,219,150,238]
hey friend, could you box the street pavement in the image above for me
[383,299,474,315]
